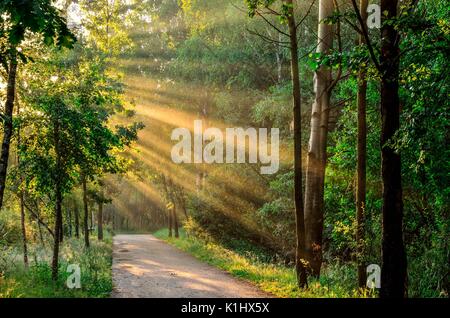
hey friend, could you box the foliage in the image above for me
[0,0,76,67]
[154,226,375,298]
[0,237,112,298]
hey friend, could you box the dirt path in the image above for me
[111,234,270,298]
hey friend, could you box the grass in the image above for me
[0,235,113,298]
[154,228,375,298]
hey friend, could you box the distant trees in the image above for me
[160,175,182,239]
[79,0,134,56]
[87,182,112,241]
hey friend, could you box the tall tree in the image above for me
[16,101,28,268]
[74,199,80,238]
[82,176,90,248]
[378,0,407,298]
[304,0,334,277]
[52,114,64,280]
[356,0,369,289]
[0,0,75,210]
[351,0,407,297]
[246,0,308,287]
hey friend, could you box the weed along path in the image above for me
[111,234,270,298]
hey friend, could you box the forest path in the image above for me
[111,234,270,298]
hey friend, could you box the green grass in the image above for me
[154,228,375,298]
[0,236,112,298]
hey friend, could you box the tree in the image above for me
[67,47,142,247]
[303,0,335,277]
[350,0,407,297]
[246,0,308,288]
[356,0,369,289]
[18,46,141,279]
[82,175,90,248]
[378,0,407,298]
[161,174,174,238]
[0,0,75,211]
[87,181,112,241]
[167,178,179,238]
[20,90,86,280]
[79,0,133,57]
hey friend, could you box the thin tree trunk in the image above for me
[304,0,334,277]
[58,208,64,243]
[51,121,62,281]
[52,190,63,280]
[90,203,94,232]
[168,178,179,238]
[356,0,369,289]
[25,200,54,238]
[0,57,18,210]
[112,209,115,232]
[52,189,63,280]
[36,203,45,247]
[173,207,179,238]
[380,0,407,298]
[286,0,307,288]
[275,32,283,84]
[82,177,90,248]
[19,192,28,268]
[162,175,173,238]
[176,188,188,218]
[97,202,103,241]
[16,98,28,268]
[74,200,79,238]
[68,205,72,237]
[168,211,173,238]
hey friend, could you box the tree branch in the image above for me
[350,0,381,71]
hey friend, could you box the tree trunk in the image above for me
[36,203,45,247]
[30,200,54,239]
[176,188,188,218]
[168,208,173,238]
[97,202,103,241]
[304,0,334,277]
[58,208,64,243]
[52,188,63,280]
[162,175,173,238]
[0,58,18,210]
[74,200,80,239]
[82,177,90,248]
[356,0,369,289]
[90,203,94,232]
[380,0,407,298]
[68,205,72,237]
[51,121,62,281]
[16,98,28,268]
[286,0,307,288]
[111,210,116,232]
[20,192,28,268]
[173,207,179,238]
[275,32,283,84]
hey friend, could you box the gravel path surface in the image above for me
[111,234,270,298]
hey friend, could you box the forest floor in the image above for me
[111,234,271,298]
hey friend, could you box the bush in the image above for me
[0,237,112,298]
